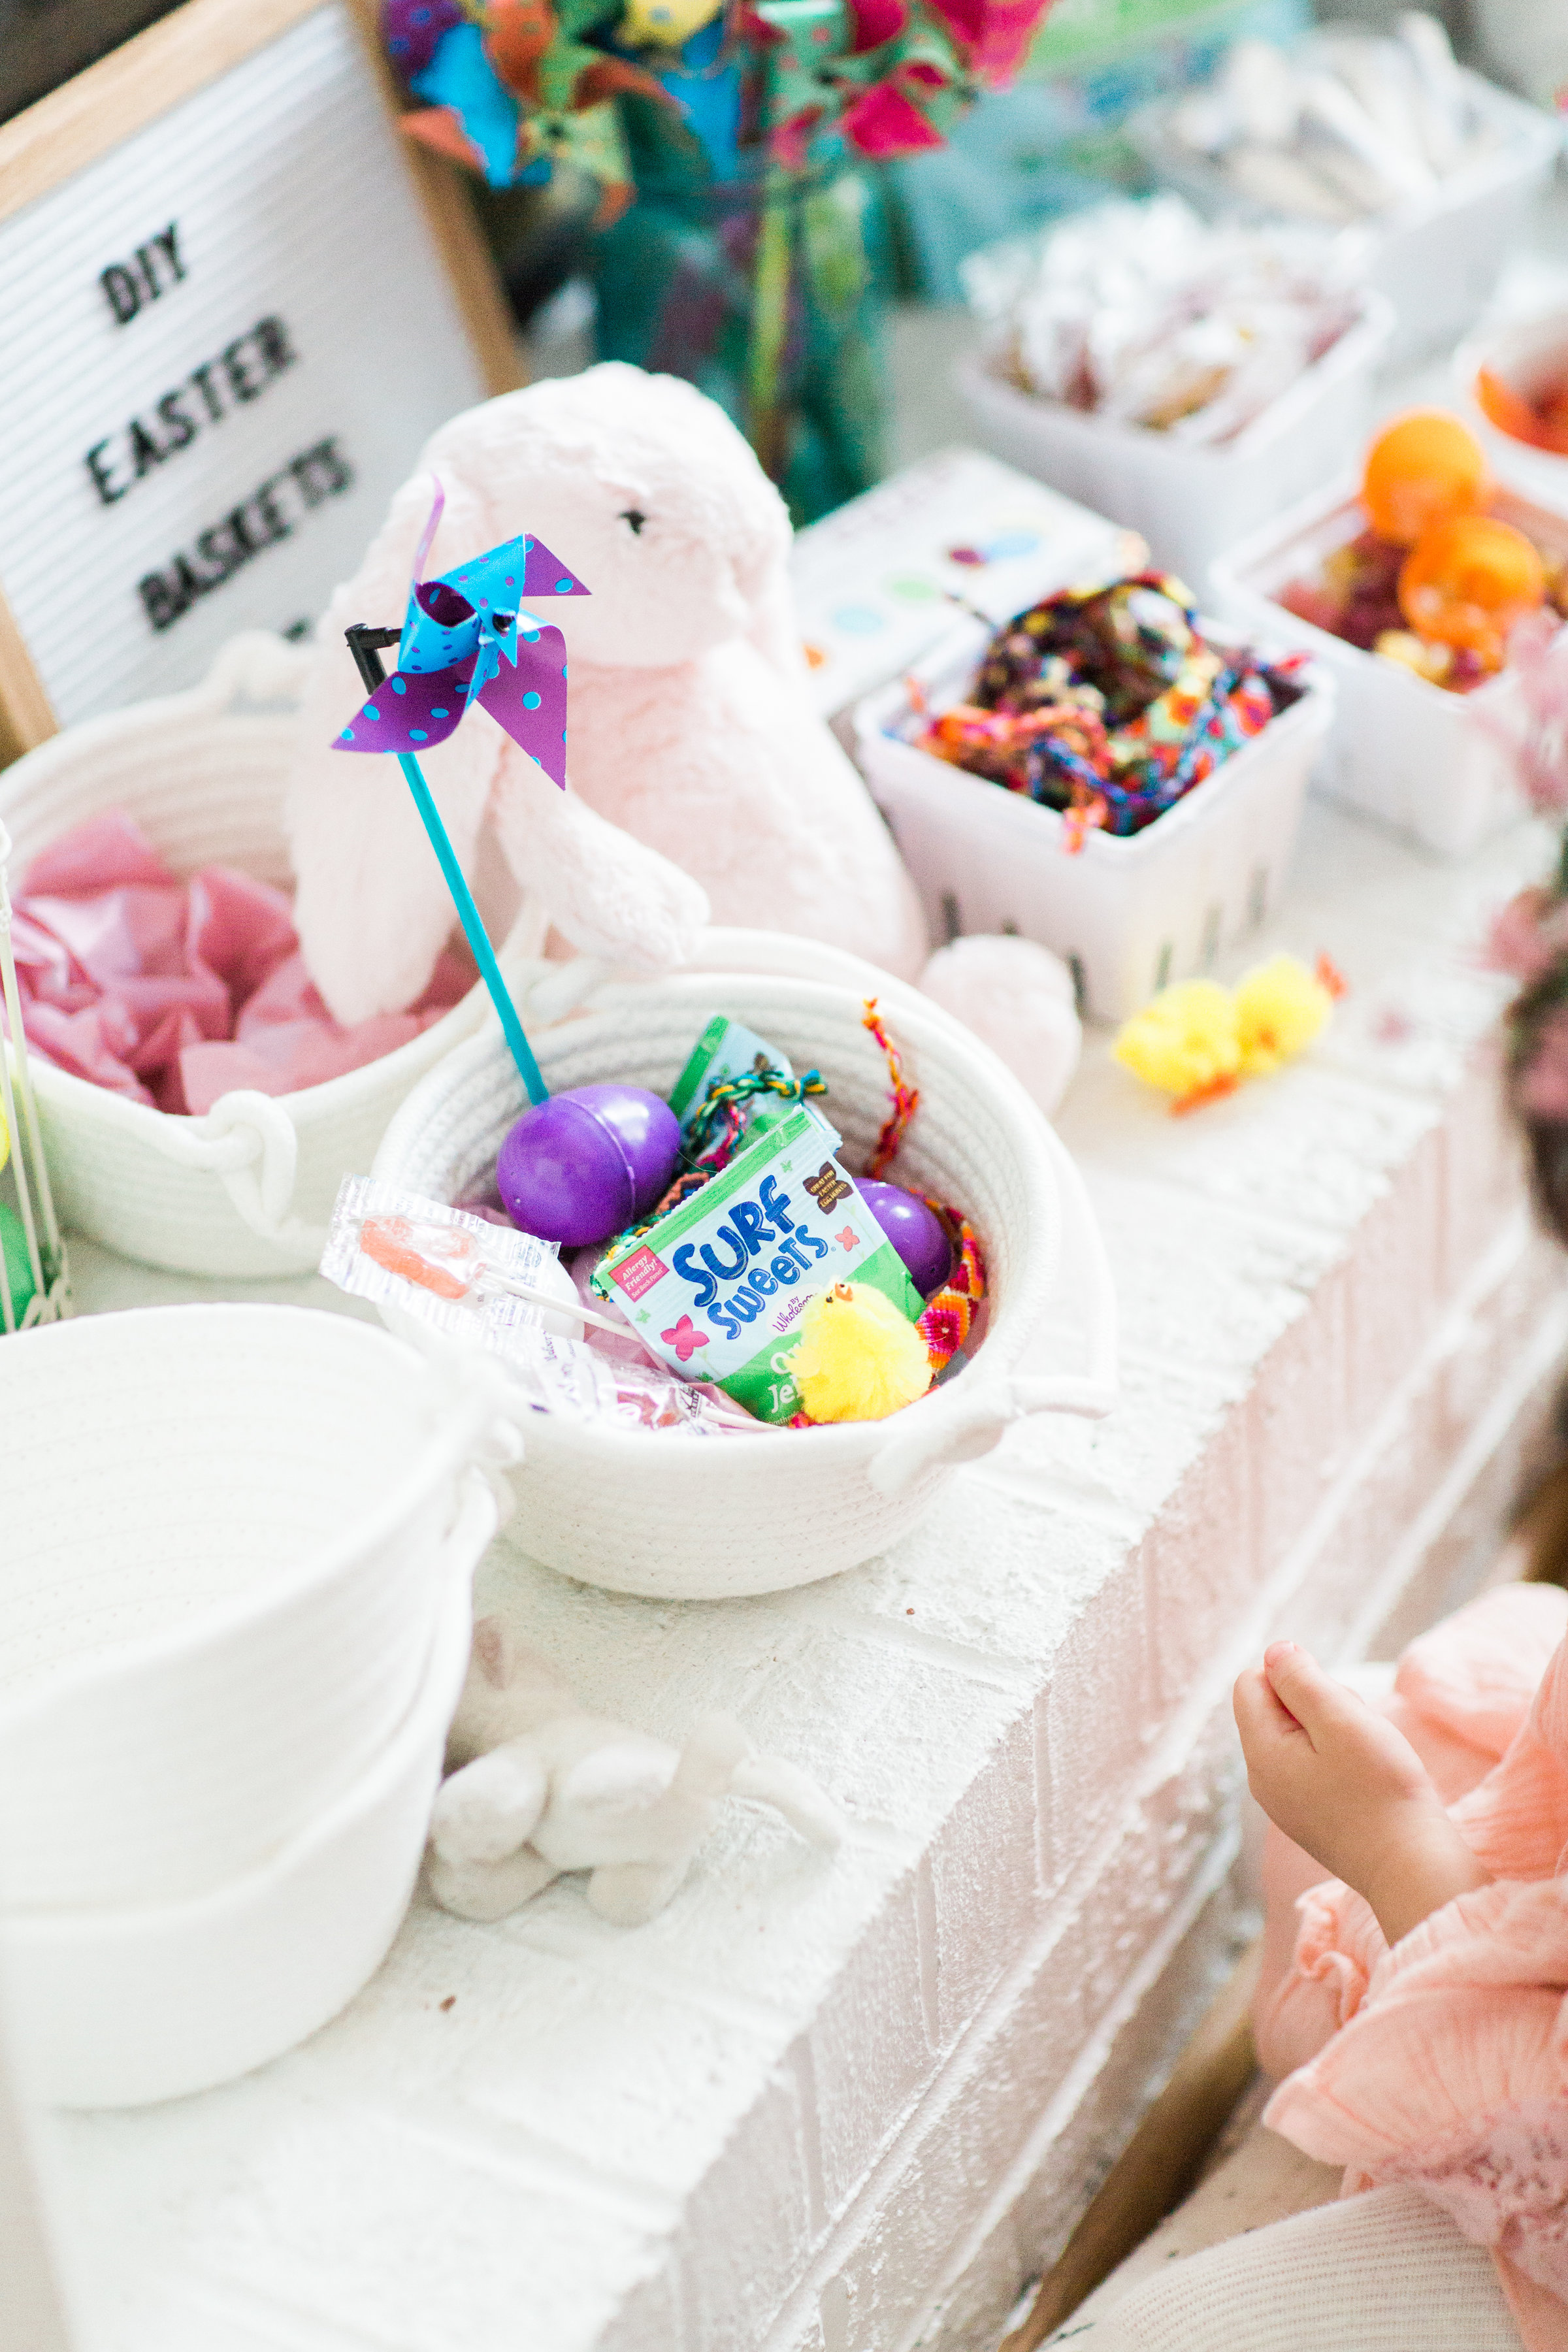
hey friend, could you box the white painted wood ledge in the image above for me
[19,795,1568,2352]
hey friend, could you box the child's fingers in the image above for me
[1233,1665,1302,1754]
[1262,1641,1361,1747]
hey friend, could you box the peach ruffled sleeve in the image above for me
[1257,1586,1568,2080]
[1266,1880,1568,2351]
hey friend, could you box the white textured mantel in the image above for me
[33,798,1568,2352]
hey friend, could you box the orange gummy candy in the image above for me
[359,1213,476,1300]
[1362,410,1489,547]
[1397,513,1546,672]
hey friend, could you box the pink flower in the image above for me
[1517,1007,1568,1121]
[1486,887,1568,984]
[1499,610,1568,815]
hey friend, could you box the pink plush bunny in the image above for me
[286,363,928,1026]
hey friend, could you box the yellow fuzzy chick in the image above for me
[1234,955,1335,1076]
[1112,979,1241,1108]
[786,1281,932,1423]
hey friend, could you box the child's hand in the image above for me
[1233,1641,1489,1947]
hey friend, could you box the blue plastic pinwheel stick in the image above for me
[342,623,551,1108]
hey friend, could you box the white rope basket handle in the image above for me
[436,1465,503,1587]
[870,1122,1118,1499]
[142,1088,329,1251]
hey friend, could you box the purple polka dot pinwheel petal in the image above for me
[476,623,570,784]
[334,662,476,755]
[517,533,591,601]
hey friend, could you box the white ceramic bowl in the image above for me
[0,1304,509,1910]
[0,632,501,1277]
[372,945,1118,1600]
[0,1557,474,2110]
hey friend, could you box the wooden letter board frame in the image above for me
[0,0,521,764]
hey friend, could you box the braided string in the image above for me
[915,1200,986,1373]
[862,998,918,1179]
[682,1065,826,1169]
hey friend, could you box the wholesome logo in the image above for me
[803,1162,851,1213]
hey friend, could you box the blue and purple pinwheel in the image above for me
[335,507,589,786]
[329,483,593,1107]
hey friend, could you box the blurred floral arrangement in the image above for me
[1485,613,1568,1217]
[380,0,1055,504]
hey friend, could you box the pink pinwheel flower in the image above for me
[924,0,1053,84]
[847,0,907,50]
[770,107,821,169]
[841,78,945,156]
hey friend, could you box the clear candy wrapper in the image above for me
[321,1176,574,1342]
[504,1326,763,1436]
[321,1177,761,1436]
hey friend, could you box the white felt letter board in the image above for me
[0,0,520,758]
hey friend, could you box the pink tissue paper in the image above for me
[7,811,470,1115]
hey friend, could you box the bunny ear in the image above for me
[284,467,503,1025]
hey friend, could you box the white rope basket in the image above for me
[0,634,502,1277]
[372,945,1118,1599]
[0,1305,514,1915]
[3,1560,476,2110]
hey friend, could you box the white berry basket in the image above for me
[0,1304,511,1913]
[0,633,505,1277]
[371,943,1118,1601]
[1210,478,1568,857]
[1,1559,475,2110]
[853,615,1334,1024]
[954,290,1394,592]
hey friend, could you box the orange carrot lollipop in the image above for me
[1362,411,1489,547]
[1398,513,1546,673]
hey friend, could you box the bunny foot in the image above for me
[426,1843,561,1921]
[586,1861,691,1926]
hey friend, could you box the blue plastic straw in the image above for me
[395,751,549,1107]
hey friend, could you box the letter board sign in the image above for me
[0,0,520,760]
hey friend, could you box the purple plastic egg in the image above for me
[860,1180,953,1298]
[497,1085,680,1247]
